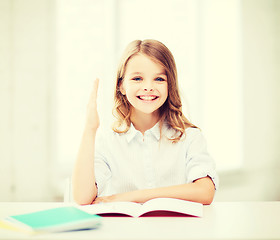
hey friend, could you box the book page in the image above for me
[79,202,142,217]
[138,198,203,217]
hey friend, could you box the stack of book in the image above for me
[0,206,101,235]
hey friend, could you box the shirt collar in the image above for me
[125,123,139,143]
[125,121,162,143]
[149,122,161,141]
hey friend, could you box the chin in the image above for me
[135,107,161,116]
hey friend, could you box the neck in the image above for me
[131,110,160,134]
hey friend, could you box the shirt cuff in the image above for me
[187,166,219,190]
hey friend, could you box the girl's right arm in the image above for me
[72,78,100,205]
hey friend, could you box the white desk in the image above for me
[0,202,280,240]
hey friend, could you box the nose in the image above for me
[144,87,153,92]
[143,81,153,92]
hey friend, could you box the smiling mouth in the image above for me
[137,95,159,101]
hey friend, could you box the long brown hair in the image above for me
[112,39,197,142]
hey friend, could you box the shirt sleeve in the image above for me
[185,128,219,189]
[94,128,112,196]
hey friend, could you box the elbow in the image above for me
[72,188,97,205]
[73,194,96,205]
[199,184,215,205]
[203,182,217,205]
[72,181,98,205]
[201,193,214,205]
[193,177,216,205]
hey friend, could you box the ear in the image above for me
[119,83,126,95]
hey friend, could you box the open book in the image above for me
[79,198,203,217]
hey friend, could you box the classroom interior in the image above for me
[0,0,279,203]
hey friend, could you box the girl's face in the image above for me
[120,53,168,119]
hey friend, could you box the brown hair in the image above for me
[112,39,197,142]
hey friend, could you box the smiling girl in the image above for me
[72,39,218,205]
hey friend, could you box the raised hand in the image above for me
[85,78,100,131]
[72,78,100,205]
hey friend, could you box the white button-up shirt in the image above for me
[94,122,219,197]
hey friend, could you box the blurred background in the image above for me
[0,0,279,202]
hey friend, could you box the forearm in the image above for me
[96,177,216,205]
[136,177,215,205]
[72,126,98,205]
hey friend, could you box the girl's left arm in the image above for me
[93,176,215,205]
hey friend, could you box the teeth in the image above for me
[138,96,157,101]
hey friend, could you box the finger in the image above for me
[90,78,99,102]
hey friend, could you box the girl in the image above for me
[72,39,218,205]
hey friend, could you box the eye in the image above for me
[155,77,166,82]
[132,77,142,81]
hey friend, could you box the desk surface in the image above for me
[0,201,280,240]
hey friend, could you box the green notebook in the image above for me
[4,206,101,234]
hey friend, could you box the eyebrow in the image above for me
[129,72,167,76]
[129,72,142,76]
[156,72,167,76]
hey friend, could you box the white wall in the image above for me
[0,0,55,201]
[196,0,243,171]
[53,0,117,197]
[215,0,280,201]
[0,0,13,201]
